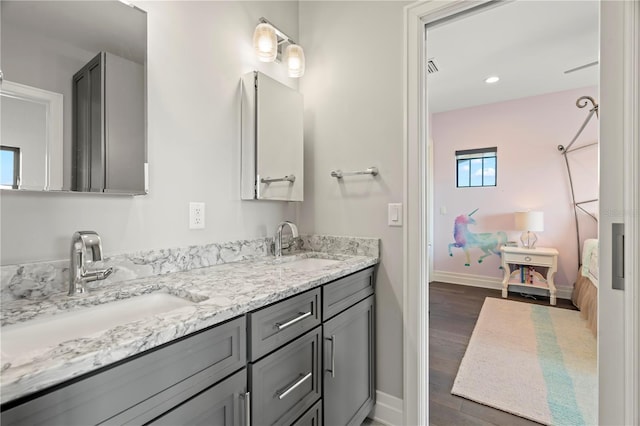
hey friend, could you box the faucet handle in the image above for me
[77,231,105,263]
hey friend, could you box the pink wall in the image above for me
[432,86,598,289]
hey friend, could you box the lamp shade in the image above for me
[253,23,277,62]
[285,44,305,78]
[514,211,544,232]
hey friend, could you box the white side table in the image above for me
[500,246,559,305]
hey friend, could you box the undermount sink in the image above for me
[280,257,340,271]
[1,293,195,359]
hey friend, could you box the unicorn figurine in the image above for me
[448,208,507,266]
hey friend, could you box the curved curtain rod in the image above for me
[558,95,599,268]
[557,96,599,154]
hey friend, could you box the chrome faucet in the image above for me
[274,221,299,257]
[69,231,113,295]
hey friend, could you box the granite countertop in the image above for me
[0,251,377,404]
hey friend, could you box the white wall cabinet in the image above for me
[241,71,303,201]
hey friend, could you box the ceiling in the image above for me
[427,1,599,113]
[1,1,146,64]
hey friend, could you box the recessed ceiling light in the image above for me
[485,76,500,84]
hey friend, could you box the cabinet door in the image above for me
[323,296,375,426]
[148,369,247,426]
[72,52,105,192]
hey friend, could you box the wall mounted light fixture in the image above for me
[252,17,305,78]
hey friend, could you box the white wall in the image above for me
[299,1,408,399]
[2,21,95,190]
[0,1,300,264]
[1,96,47,189]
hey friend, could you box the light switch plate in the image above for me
[388,203,403,227]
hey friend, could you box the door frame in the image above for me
[622,1,640,422]
[402,1,640,425]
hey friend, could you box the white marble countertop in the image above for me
[0,251,377,404]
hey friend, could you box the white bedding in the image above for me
[582,238,599,288]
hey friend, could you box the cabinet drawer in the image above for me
[148,369,247,426]
[323,267,375,321]
[292,400,322,426]
[250,327,322,426]
[248,288,321,361]
[1,316,246,426]
[504,253,553,267]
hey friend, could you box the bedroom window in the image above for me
[456,147,497,188]
[0,146,21,189]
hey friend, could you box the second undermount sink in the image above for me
[1,293,195,359]
[280,257,340,271]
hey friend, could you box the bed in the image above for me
[572,238,598,336]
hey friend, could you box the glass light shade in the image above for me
[253,23,277,62]
[285,44,305,78]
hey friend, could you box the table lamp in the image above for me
[514,211,544,249]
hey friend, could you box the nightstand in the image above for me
[500,246,559,305]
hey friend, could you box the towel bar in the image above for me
[260,175,296,184]
[331,167,378,179]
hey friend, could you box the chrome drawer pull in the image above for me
[326,335,336,378]
[275,311,312,330]
[524,256,532,261]
[240,391,251,426]
[277,372,313,400]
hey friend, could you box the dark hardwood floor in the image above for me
[428,282,577,426]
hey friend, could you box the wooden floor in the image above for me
[429,282,577,426]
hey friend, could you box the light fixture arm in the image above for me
[258,17,297,46]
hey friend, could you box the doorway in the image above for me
[426,2,599,423]
[403,1,639,425]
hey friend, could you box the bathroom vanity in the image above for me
[0,243,377,426]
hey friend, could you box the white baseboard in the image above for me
[369,390,403,426]
[431,270,573,301]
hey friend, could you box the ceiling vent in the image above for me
[427,58,439,74]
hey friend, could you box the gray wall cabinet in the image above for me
[72,51,145,194]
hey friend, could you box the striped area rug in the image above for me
[451,298,597,425]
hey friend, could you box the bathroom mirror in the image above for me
[0,0,147,194]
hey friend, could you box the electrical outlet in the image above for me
[189,202,205,229]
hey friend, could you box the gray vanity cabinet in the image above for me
[148,369,247,426]
[322,269,376,426]
[1,317,246,426]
